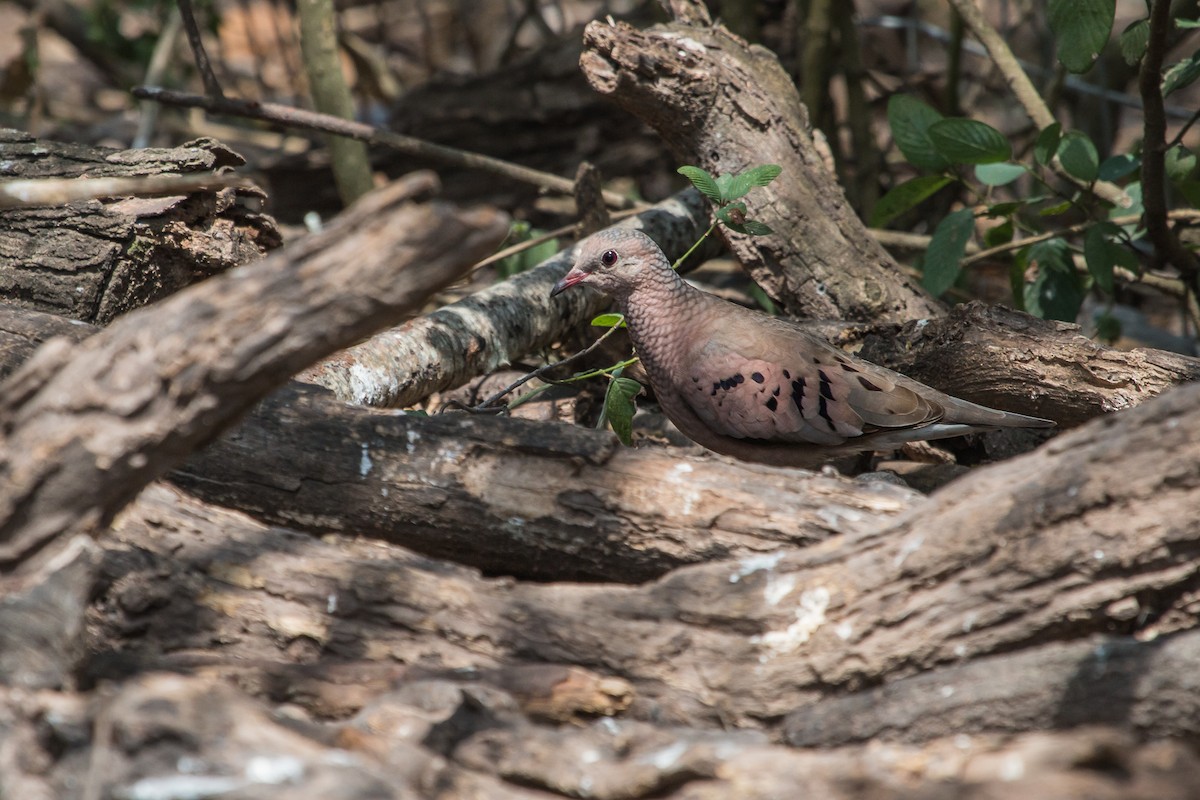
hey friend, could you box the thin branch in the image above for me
[131,86,644,211]
[0,172,252,209]
[960,210,1200,269]
[174,0,224,99]
[133,7,184,148]
[1139,0,1200,284]
[471,323,626,411]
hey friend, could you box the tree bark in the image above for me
[0,172,508,572]
[89,377,1200,732]
[171,382,922,582]
[856,302,1200,427]
[0,128,280,323]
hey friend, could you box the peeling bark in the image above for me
[0,128,280,323]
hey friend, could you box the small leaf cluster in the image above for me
[598,370,642,446]
[876,2,1200,327]
[677,164,781,235]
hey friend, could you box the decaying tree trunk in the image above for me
[172,382,921,582]
[0,128,280,323]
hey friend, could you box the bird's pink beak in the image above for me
[550,266,588,297]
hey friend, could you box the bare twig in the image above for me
[471,323,626,412]
[174,0,224,99]
[133,7,184,148]
[0,172,252,209]
[131,86,643,210]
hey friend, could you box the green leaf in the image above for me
[1120,18,1149,65]
[1094,312,1122,343]
[602,376,642,446]
[1028,238,1074,274]
[869,174,954,227]
[1057,131,1099,182]
[1084,224,1117,293]
[747,282,777,315]
[714,172,735,199]
[923,208,975,296]
[591,313,626,328]
[928,118,1012,164]
[498,224,559,278]
[738,220,774,236]
[1166,145,1198,183]
[722,166,782,201]
[724,173,756,201]
[983,217,1014,249]
[1048,0,1114,73]
[1023,238,1085,321]
[974,162,1026,187]
[887,95,950,171]
[1038,200,1074,216]
[677,166,723,204]
[715,203,744,227]
[987,200,1027,216]
[1098,153,1140,181]
[1034,123,1062,166]
[741,164,783,187]
[1176,178,1200,209]
[1163,51,1200,96]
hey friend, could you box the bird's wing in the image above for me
[676,316,944,446]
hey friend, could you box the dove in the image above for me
[550,228,1054,467]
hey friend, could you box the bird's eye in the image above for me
[600,249,618,267]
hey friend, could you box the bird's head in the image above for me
[550,229,668,299]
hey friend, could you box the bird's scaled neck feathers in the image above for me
[620,258,707,386]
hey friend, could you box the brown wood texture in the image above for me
[0,128,280,323]
[857,302,1200,427]
[3,7,1200,797]
[172,382,921,582]
[0,172,509,570]
[88,376,1200,733]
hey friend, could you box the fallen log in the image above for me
[0,128,279,323]
[0,172,508,571]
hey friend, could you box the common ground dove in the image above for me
[550,228,1054,467]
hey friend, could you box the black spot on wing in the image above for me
[791,377,807,414]
[715,373,746,392]
[817,370,835,400]
[858,375,884,392]
[817,396,837,431]
[782,369,791,380]
[840,362,859,373]
[765,396,778,412]
[751,372,764,383]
